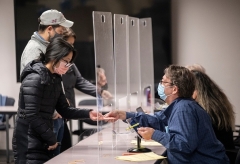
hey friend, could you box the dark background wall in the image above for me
[14,0,171,83]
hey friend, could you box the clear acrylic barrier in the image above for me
[139,18,154,114]
[113,14,130,136]
[128,17,141,112]
[114,14,129,112]
[93,12,145,161]
[92,10,115,156]
[92,11,115,98]
[93,13,156,160]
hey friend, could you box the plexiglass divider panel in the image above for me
[128,17,141,112]
[114,14,129,111]
[91,12,157,163]
[139,18,154,114]
[114,14,130,135]
[93,11,115,111]
[92,11,115,159]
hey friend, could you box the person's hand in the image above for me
[103,111,126,122]
[137,127,155,140]
[103,111,119,123]
[48,142,58,151]
[52,112,62,120]
[89,111,104,121]
[101,90,113,99]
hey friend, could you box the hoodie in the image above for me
[20,31,49,74]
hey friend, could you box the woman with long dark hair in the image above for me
[191,70,235,150]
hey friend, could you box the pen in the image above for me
[126,123,140,130]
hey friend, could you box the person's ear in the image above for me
[172,85,178,94]
[192,90,198,100]
[46,26,53,32]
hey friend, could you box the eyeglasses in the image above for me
[61,59,73,68]
[159,80,173,86]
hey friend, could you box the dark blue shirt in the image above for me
[126,98,229,164]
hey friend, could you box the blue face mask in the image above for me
[158,83,167,101]
[157,83,173,101]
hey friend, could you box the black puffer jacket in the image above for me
[12,61,92,164]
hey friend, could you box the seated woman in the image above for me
[191,70,235,150]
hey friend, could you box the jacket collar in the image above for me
[32,31,49,47]
[20,60,60,84]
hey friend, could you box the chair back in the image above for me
[5,97,15,106]
[78,99,97,106]
[1,96,15,122]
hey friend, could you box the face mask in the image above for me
[49,30,62,42]
[157,83,172,101]
[54,61,69,75]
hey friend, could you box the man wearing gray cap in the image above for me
[20,9,74,74]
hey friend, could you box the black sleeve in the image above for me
[72,64,97,97]
[55,83,92,120]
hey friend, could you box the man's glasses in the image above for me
[159,80,173,86]
[61,59,73,68]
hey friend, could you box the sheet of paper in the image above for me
[131,140,163,146]
[116,152,166,161]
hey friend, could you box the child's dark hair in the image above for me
[38,37,77,69]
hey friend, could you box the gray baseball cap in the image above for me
[39,9,74,27]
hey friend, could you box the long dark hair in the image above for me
[38,37,77,69]
[192,70,235,130]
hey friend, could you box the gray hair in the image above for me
[185,63,206,73]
